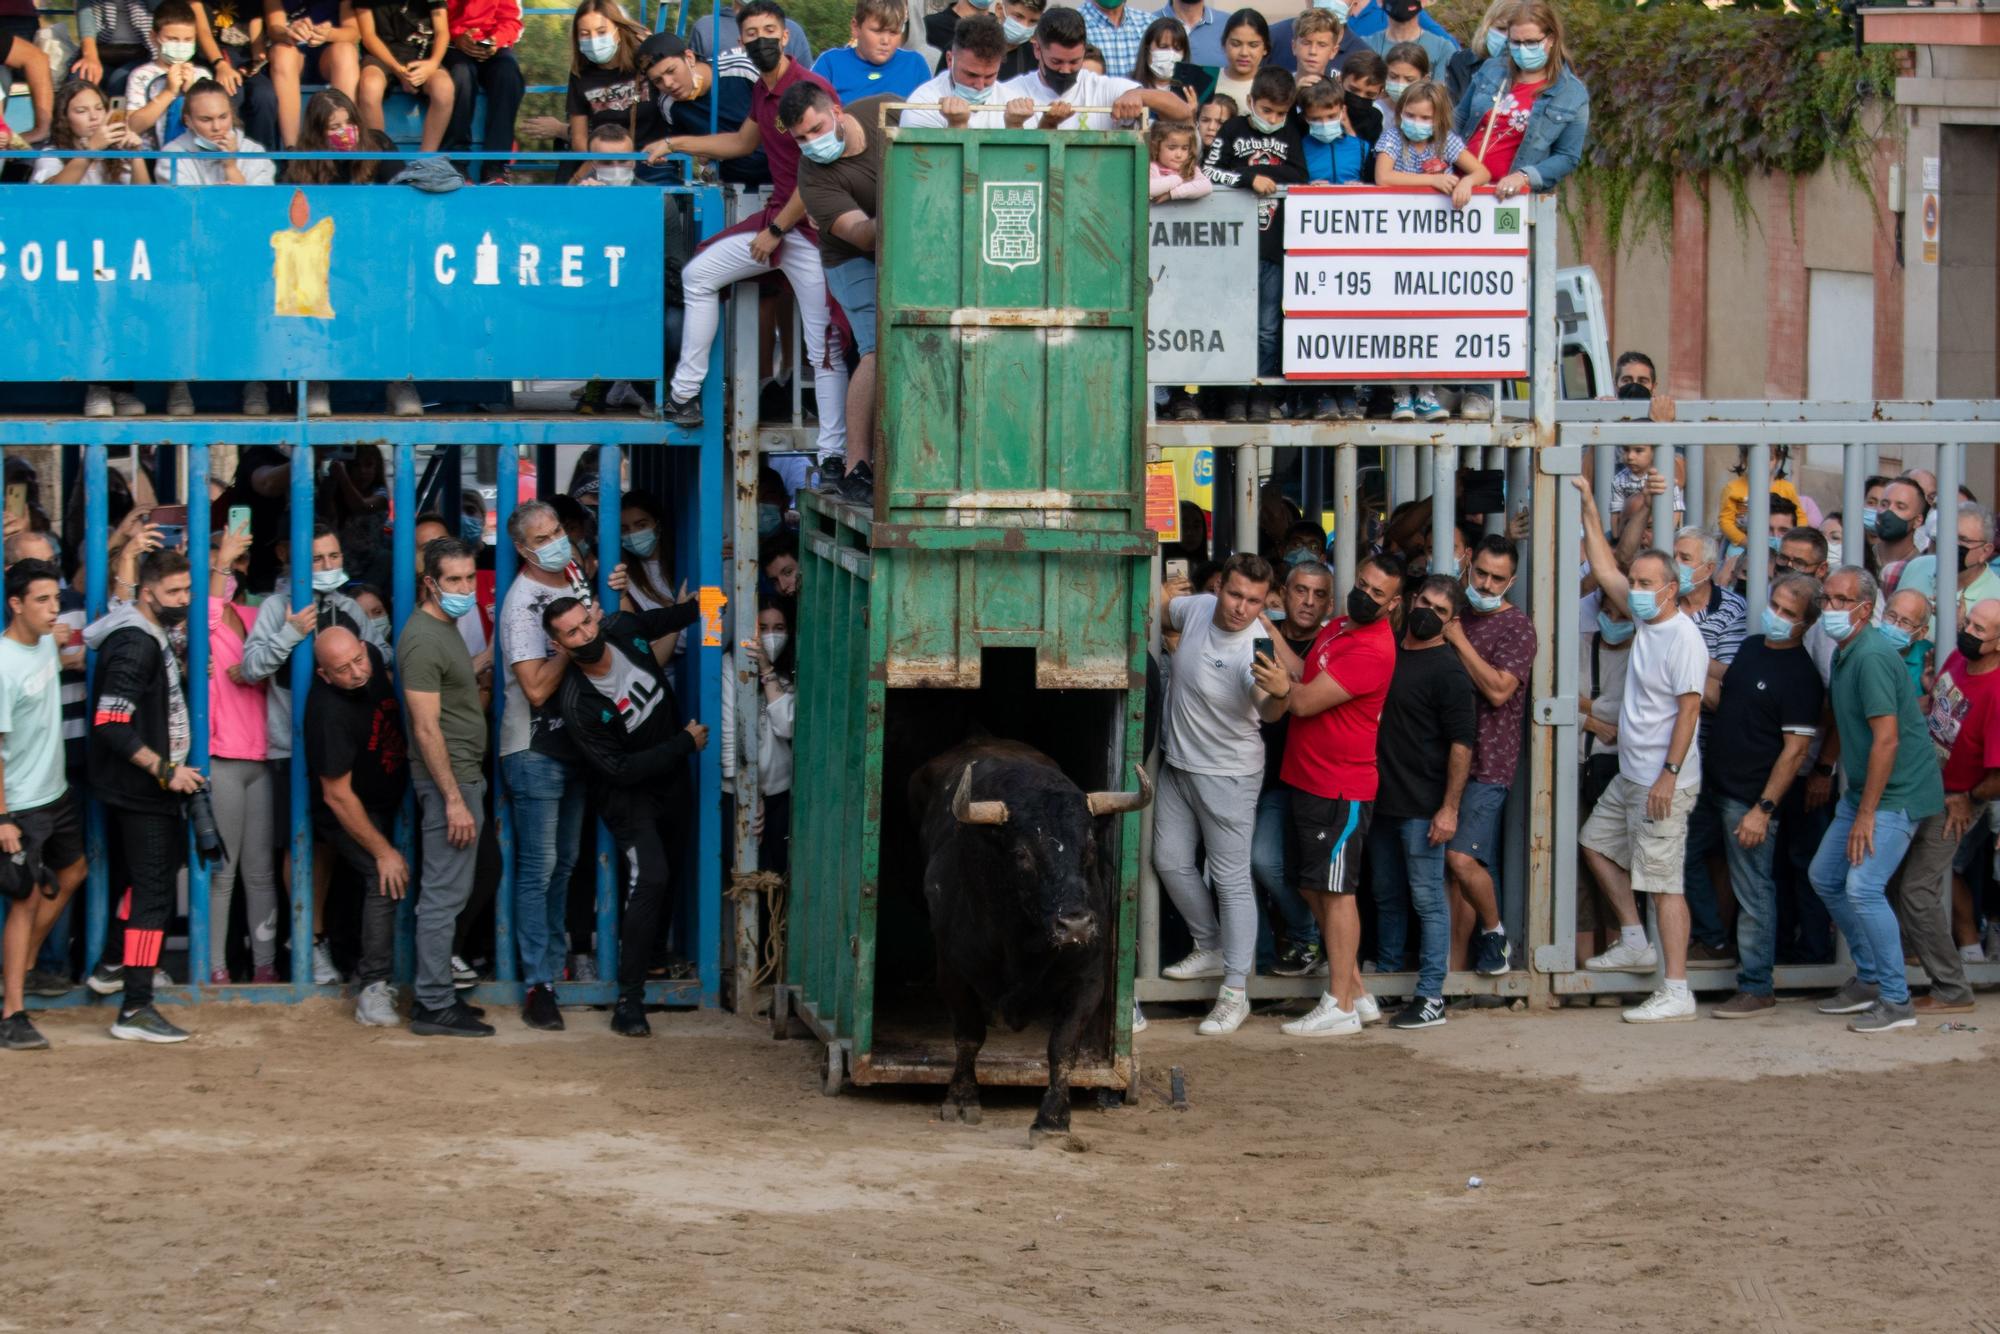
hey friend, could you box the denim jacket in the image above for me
[1454,60,1590,193]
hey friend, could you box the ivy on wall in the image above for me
[1433,0,1905,250]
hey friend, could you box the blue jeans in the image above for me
[1369,816,1449,999]
[502,750,586,987]
[1714,795,1780,995]
[1808,796,1918,1004]
[1250,786,1319,957]
[1258,260,1282,378]
[1681,789,1731,950]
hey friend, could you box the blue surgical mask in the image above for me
[1768,534,1784,552]
[1879,621,1915,650]
[311,566,347,594]
[1676,561,1699,594]
[1248,113,1284,134]
[530,535,572,572]
[801,127,844,165]
[461,515,485,546]
[1467,588,1503,613]
[966,0,993,8]
[580,32,618,63]
[1596,611,1634,644]
[1385,79,1408,101]
[1761,607,1797,642]
[1510,40,1548,71]
[1862,508,1879,532]
[950,79,994,104]
[437,589,477,619]
[1627,588,1659,621]
[1268,606,1286,622]
[758,504,783,537]
[1313,0,1350,17]
[192,133,226,152]
[1399,116,1433,142]
[1308,119,1344,143]
[1002,15,1034,43]
[623,527,658,558]
[366,613,391,642]
[1821,608,1853,641]
[1484,26,1507,58]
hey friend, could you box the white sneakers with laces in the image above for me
[1163,948,1225,981]
[1280,992,1361,1037]
[1622,987,1696,1023]
[1198,986,1249,1035]
[1354,993,1382,1026]
[1584,940,1660,972]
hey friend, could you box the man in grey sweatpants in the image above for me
[1153,553,1286,1038]
[395,538,494,1037]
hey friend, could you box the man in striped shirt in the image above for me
[1673,524,1748,964]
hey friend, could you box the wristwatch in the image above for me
[765,222,785,239]
[1663,761,1681,775]
[1757,798,1778,815]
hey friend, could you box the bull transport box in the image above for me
[773,113,1153,1106]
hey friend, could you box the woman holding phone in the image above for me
[205,528,279,983]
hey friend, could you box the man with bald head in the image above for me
[304,626,410,1027]
[1884,596,2000,1016]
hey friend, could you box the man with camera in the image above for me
[85,549,205,1044]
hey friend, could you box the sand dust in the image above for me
[5,995,2000,1332]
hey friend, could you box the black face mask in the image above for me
[1383,0,1422,21]
[1041,64,1079,94]
[1615,381,1652,401]
[1960,629,1988,661]
[1346,587,1383,625]
[1875,510,1912,544]
[1407,606,1445,641]
[151,598,190,628]
[1959,543,1978,573]
[569,634,608,665]
[744,35,783,73]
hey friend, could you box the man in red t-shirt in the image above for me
[1254,553,1401,1037]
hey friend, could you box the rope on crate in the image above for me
[726,869,787,990]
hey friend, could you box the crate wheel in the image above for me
[821,1042,847,1096]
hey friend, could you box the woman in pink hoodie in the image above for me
[205,529,279,984]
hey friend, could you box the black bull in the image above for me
[908,739,1152,1137]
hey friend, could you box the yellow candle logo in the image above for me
[271,189,335,319]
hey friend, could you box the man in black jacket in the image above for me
[540,595,705,1037]
[85,549,205,1044]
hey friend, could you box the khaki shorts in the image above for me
[1578,774,1699,896]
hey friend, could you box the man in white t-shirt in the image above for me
[900,14,1012,129]
[1153,552,1287,1036]
[996,7,1188,131]
[1572,475,1706,1024]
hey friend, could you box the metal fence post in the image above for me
[1652,442,1677,556]
[1746,442,1771,621]
[289,448,314,994]
[492,445,518,985]
[82,445,109,978]
[392,443,418,983]
[1843,442,1868,551]
[594,445,623,988]
[187,446,212,990]
[1431,444,1456,575]
[1333,444,1357,597]
[1234,443,1257,557]
[1685,443,1706,530]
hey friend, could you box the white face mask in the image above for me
[1149,49,1179,78]
[760,631,789,662]
[160,38,198,63]
[596,164,634,185]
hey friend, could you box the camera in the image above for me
[186,787,228,865]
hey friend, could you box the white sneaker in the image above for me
[83,384,113,417]
[1585,940,1659,972]
[112,391,147,417]
[451,954,479,988]
[1960,943,1987,964]
[1622,987,1697,1024]
[1460,390,1494,419]
[242,381,269,416]
[166,381,194,416]
[1131,1001,1148,1034]
[1280,993,1362,1037]
[1197,985,1249,1035]
[312,940,341,986]
[353,981,399,1027]
[386,382,424,417]
[1163,948,1225,981]
[1355,993,1383,1026]
[306,382,332,416]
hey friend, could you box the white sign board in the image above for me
[1146,190,1258,384]
[1285,317,1530,381]
[1284,187,1529,254]
[1283,253,1530,317]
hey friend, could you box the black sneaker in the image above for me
[1474,928,1511,977]
[1270,941,1326,978]
[665,395,703,428]
[86,962,123,996]
[108,1004,191,1044]
[814,456,847,494]
[522,983,565,1032]
[838,461,875,505]
[611,997,652,1038]
[1,1010,50,1051]
[1389,996,1448,1030]
[1222,391,1248,423]
[25,968,74,997]
[409,1001,495,1038]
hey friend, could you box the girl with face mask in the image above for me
[285,89,371,184]
[203,529,281,986]
[1441,0,1515,104]
[1129,17,1200,115]
[1454,0,1590,201]
[722,598,798,873]
[562,0,662,182]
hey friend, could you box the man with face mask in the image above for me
[1881,597,2000,1018]
[494,501,595,1031]
[901,14,1012,128]
[1571,475,1706,1024]
[1251,559,1334,978]
[304,628,409,1028]
[1891,502,2000,626]
[542,595,706,1038]
[1359,0,1456,76]
[1367,574,1476,1030]
[1670,523,1747,965]
[1252,553,1402,1036]
[1872,477,1928,594]
[996,6,1188,129]
[85,549,206,1043]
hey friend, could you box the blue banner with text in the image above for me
[0,184,669,382]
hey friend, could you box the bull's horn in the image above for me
[951,763,1010,825]
[1086,764,1154,817]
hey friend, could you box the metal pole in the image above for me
[1136,544,1162,984]
[187,447,212,989]
[1392,443,1415,511]
[1508,446,1533,608]
[1416,445,1433,501]
[1594,444,1616,529]
[83,445,108,977]
[1938,441,1962,668]
[492,445,518,985]
[1431,445,1456,576]
[729,286,762,1015]
[1651,441,1677,556]
[697,358,727,1011]
[1842,442,1867,558]
[1526,193,1563,1007]
[1746,444,1771,621]
[289,449,314,993]
[1234,443,1256,557]
[1333,444,1357,597]
[1483,445,1505,536]
[594,445,623,988]
[392,444,417,983]
[1684,443,1706,530]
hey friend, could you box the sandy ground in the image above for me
[6,994,2000,1333]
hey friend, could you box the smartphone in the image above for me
[4,482,26,524]
[227,505,252,538]
[1253,636,1274,661]
[150,503,188,527]
[1165,558,1190,583]
[153,525,185,551]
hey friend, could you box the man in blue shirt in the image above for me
[640,30,771,188]
[1081,0,1156,79]
[1155,0,1224,66]
[813,0,931,102]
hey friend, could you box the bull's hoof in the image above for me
[1028,1125,1086,1152]
[937,1096,983,1125]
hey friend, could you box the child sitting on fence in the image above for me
[284,88,370,183]
[353,0,453,152]
[266,0,363,148]
[0,2,53,145]
[1370,77,1487,422]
